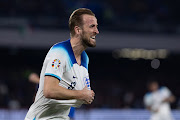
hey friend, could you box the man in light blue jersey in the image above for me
[25,8,99,120]
[144,80,175,120]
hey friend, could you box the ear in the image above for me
[74,26,82,35]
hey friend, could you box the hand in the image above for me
[29,73,40,84]
[80,86,95,104]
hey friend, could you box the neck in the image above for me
[70,37,87,56]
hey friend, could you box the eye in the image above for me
[90,24,95,28]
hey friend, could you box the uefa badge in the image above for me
[83,76,91,90]
[52,59,61,69]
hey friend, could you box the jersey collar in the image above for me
[66,39,88,69]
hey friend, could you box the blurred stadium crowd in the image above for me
[0,0,180,33]
[0,0,180,111]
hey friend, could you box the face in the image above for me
[149,82,159,92]
[80,14,99,47]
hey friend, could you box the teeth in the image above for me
[91,36,95,39]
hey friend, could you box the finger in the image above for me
[92,93,95,98]
[84,99,90,104]
[93,92,95,96]
[91,90,95,95]
[92,96,94,100]
[84,101,89,104]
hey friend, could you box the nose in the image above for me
[95,27,99,34]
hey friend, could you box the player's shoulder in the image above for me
[159,86,170,92]
[144,92,153,101]
[51,40,70,51]
[48,39,71,55]
[144,92,152,97]
[159,86,168,90]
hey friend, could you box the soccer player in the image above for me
[25,8,99,120]
[144,80,176,120]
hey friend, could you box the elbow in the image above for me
[43,88,53,99]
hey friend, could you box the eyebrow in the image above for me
[90,24,98,27]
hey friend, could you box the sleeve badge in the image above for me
[52,59,61,69]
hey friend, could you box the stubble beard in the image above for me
[81,32,96,48]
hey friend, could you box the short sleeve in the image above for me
[160,86,171,98]
[144,93,152,107]
[44,49,65,81]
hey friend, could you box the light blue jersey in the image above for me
[25,39,91,120]
[144,87,174,120]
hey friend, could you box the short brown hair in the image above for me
[69,8,95,37]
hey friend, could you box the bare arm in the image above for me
[43,76,95,104]
[162,95,176,103]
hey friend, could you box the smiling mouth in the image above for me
[90,36,95,40]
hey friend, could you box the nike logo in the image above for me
[73,76,78,79]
